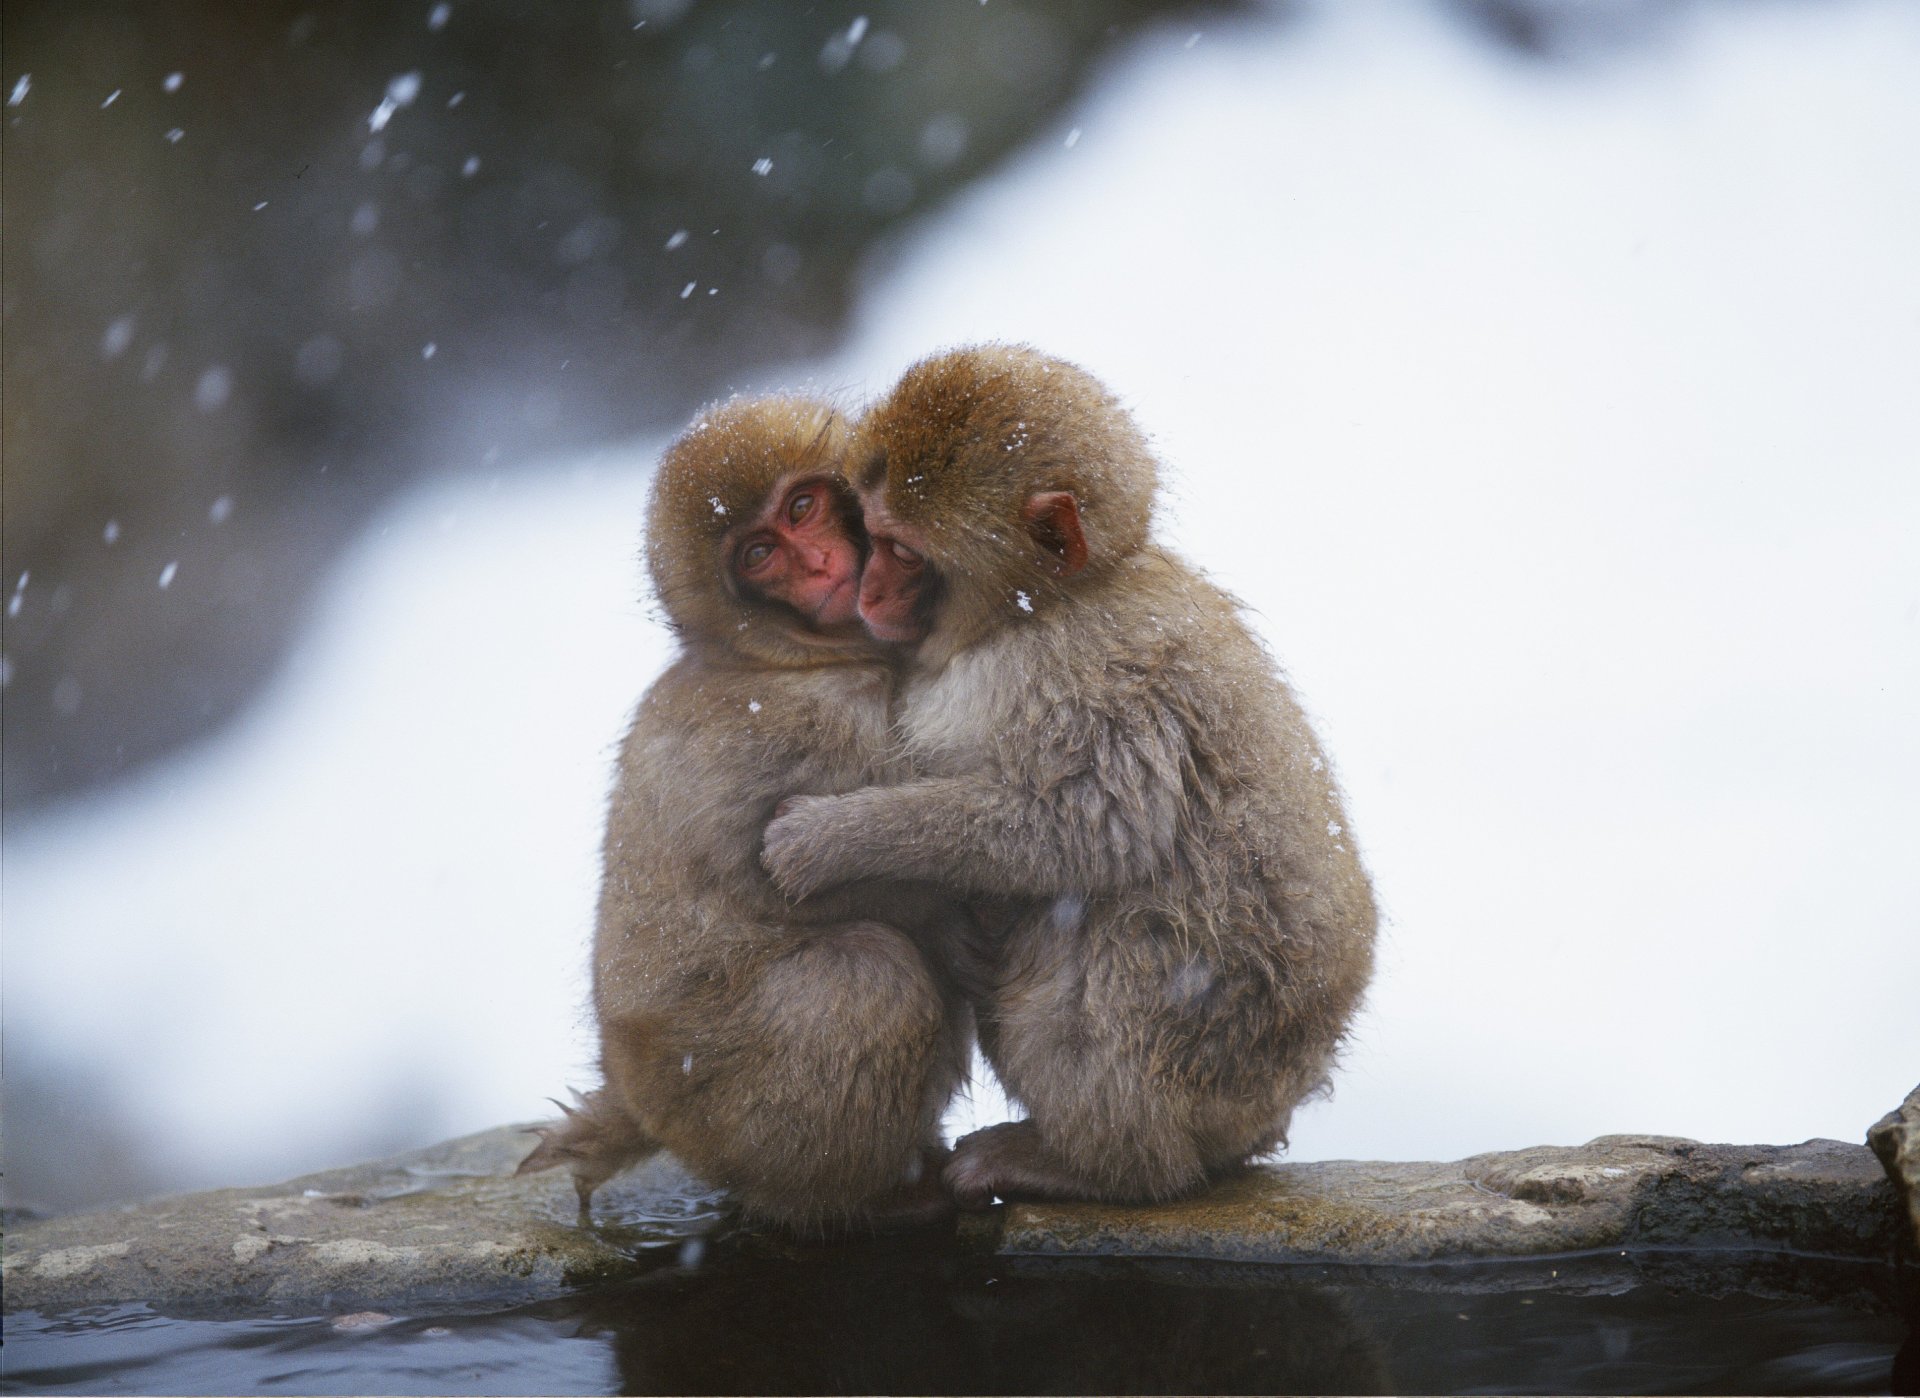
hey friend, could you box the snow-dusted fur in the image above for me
[520,397,969,1232]
[763,346,1378,1204]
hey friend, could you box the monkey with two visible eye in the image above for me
[762,346,1378,1208]
[520,396,970,1232]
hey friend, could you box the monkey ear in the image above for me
[1021,491,1089,575]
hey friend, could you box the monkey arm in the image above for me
[762,766,1180,902]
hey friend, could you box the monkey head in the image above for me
[852,345,1158,651]
[645,396,872,667]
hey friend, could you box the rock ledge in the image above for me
[3,1125,1905,1315]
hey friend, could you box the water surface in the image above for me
[6,1243,1911,1395]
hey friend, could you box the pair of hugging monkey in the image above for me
[519,344,1379,1233]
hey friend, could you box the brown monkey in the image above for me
[761,346,1377,1207]
[520,396,969,1233]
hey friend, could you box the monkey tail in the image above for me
[516,1087,662,1214]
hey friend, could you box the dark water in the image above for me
[4,1243,1912,1396]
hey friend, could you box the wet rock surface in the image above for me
[1,1125,718,1313]
[4,1125,1904,1315]
[997,1135,1901,1264]
[1869,1082,1920,1251]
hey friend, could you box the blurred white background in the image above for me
[7,0,1917,1208]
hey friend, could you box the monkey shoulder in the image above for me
[1104,553,1313,717]
[615,657,898,809]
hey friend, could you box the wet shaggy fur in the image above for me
[519,396,970,1232]
[762,346,1379,1204]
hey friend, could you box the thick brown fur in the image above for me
[763,346,1378,1206]
[519,395,971,1233]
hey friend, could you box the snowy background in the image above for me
[7,0,1917,1210]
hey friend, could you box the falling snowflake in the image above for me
[195,366,232,411]
[101,316,136,360]
[368,70,422,132]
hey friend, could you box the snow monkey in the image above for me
[761,346,1378,1207]
[520,396,971,1232]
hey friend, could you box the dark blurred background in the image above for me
[3,0,1255,811]
[2,0,1680,815]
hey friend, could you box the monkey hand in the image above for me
[761,795,858,900]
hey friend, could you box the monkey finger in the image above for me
[758,830,819,899]
[756,825,833,902]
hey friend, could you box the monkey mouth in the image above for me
[813,575,857,624]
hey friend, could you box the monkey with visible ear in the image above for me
[762,346,1378,1207]
[519,396,971,1232]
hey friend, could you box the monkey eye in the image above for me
[889,540,922,568]
[739,539,775,573]
[786,491,816,526]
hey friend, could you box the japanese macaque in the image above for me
[519,396,970,1232]
[761,346,1378,1207]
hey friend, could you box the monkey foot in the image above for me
[863,1177,956,1231]
[943,1120,1071,1210]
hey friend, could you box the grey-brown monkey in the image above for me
[520,396,969,1232]
[761,346,1378,1207]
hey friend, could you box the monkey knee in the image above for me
[766,921,946,1037]
[782,927,959,1135]
[807,919,927,974]
[641,924,958,1228]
